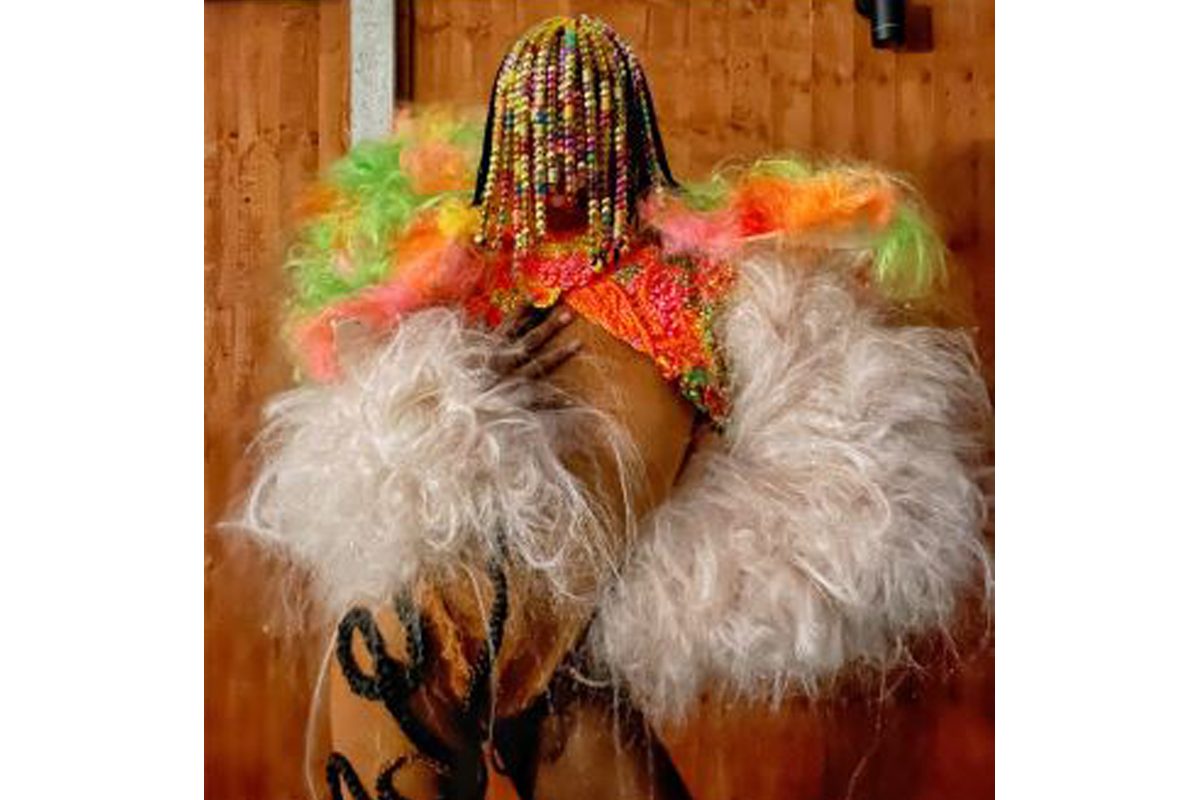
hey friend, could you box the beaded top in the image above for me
[465,234,735,422]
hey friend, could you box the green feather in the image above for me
[678,176,731,211]
[871,202,948,300]
[283,117,483,313]
[745,156,816,181]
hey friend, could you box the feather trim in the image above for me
[591,247,991,723]
[641,157,948,301]
[236,307,631,621]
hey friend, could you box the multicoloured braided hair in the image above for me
[472,15,677,269]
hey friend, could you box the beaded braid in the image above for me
[576,22,601,264]
[559,22,578,196]
[474,15,676,270]
[532,27,553,241]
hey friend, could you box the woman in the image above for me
[240,15,990,799]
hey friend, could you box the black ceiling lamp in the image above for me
[855,0,907,50]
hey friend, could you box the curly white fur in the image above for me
[237,308,630,620]
[591,248,992,723]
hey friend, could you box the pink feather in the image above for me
[640,194,741,259]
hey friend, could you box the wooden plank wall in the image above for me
[205,1,993,798]
[411,2,994,799]
[204,1,348,798]
[413,0,995,375]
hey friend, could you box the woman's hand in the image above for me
[491,306,582,380]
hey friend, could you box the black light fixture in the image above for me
[855,0,907,50]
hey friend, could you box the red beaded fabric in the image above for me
[465,236,735,422]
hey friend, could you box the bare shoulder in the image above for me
[548,314,696,507]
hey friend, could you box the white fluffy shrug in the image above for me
[238,247,991,724]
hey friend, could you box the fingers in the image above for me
[512,339,583,381]
[491,307,577,376]
[495,305,539,340]
[519,307,574,354]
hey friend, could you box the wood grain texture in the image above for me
[205,1,994,797]
[205,2,348,798]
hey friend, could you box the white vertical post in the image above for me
[350,0,394,144]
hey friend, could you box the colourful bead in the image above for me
[476,15,673,273]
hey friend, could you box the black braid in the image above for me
[327,543,515,800]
